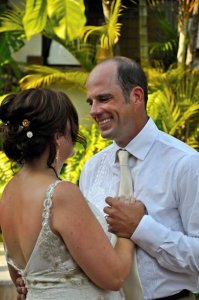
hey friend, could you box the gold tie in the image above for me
[118,150,133,198]
[117,149,143,300]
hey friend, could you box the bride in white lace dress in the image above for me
[0,89,133,300]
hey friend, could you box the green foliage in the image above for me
[148,5,178,70]
[0,0,123,87]
[0,96,18,196]
[60,66,198,186]
[0,0,94,73]
[0,3,23,95]
[0,0,198,190]
[60,123,111,184]
[0,151,15,195]
[0,0,86,42]
[83,0,123,50]
[19,65,89,90]
[0,0,123,189]
[0,67,198,189]
[147,67,199,150]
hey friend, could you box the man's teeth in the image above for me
[99,119,111,125]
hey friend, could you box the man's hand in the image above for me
[104,196,146,238]
[16,276,27,300]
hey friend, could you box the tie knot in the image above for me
[117,149,129,166]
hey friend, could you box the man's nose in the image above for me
[90,102,102,117]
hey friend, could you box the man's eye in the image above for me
[87,99,92,106]
[100,97,111,102]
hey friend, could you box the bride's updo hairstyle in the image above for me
[0,88,85,166]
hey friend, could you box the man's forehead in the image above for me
[87,61,117,80]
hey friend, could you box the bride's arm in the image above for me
[7,263,19,286]
[52,181,133,291]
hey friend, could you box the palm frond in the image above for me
[82,0,123,49]
[147,0,162,5]
[169,103,199,136]
[0,94,8,103]
[148,84,182,133]
[148,68,199,149]
[19,65,89,90]
[82,25,105,44]
[0,4,25,33]
[0,151,15,195]
[175,70,199,104]
[65,41,97,71]
[103,0,123,49]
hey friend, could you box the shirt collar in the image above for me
[113,118,159,161]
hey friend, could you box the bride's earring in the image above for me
[55,146,60,165]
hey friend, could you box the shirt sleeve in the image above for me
[131,154,199,275]
[132,215,199,274]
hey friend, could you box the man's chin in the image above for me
[100,130,113,140]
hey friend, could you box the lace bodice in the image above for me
[5,181,123,300]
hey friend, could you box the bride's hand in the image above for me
[16,276,27,300]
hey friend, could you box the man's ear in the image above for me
[130,86,144,105]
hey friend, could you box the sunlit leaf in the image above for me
[47,0,86,40]
[0,4,24,33]
[23,0,47,40]
[19,64,89,90]
[82,0,123,49]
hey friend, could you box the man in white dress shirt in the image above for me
[79,56,199,300]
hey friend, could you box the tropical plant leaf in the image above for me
[0,4,25,33]
[65,40,97,71]
[23,0,47,40]
[172,104,199,133]
[0,31,25,65]
[82,0,123,49]
[0,151,15,195]
[148,68,199,149]
[47,0,86,41]
[19,65,89,90]
[104,0,123,48]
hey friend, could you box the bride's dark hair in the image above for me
[0,88,85,167]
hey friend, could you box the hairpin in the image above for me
[26,131,33,138]
[22,119,30,128]
[4,121,10,126]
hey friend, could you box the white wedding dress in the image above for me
[5,180,123,300]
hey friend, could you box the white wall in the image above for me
[12,35,42,63]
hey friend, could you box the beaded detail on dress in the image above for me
[5,180,122,300]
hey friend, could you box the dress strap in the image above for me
[42,180,62,227]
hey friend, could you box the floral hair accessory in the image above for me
[4,121,10,126]
[27,131,33,138]
[22,119,30,128]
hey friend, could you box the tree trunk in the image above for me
[177,17,189,66]
[139,0,149,67]
[177,0,199,67]
[186,12,199,67]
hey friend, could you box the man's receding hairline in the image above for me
[87,60,118,83]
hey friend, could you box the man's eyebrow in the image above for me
[86,93,112,102]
